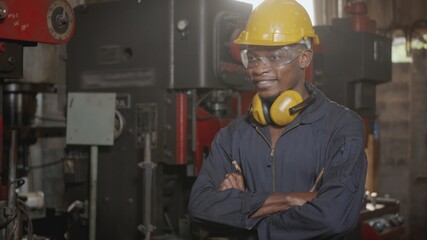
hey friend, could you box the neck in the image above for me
[298,81,310,99]
[269,125,284,147]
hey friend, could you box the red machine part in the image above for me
[0,0,75,44]
[176,93,188,165]
[194,91,254,175]
[229,28,244,64]
[361,221,405,240]
[0,116,5,200]
[362,223,381,240]
[194,107,230,175]
[0,116,2,173]
[344,1,376,33]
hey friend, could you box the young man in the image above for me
[189,0,367,239]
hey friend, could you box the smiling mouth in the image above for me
[253,79,277,88]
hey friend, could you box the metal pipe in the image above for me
[6,130,18,240]
[168,0,175,88]
[89,146,98,240]
[337,0,346,18]
[176,93,188,165]
[315,0,346,26]
[191,90,197,152]
[7,130,17,216]
[322,0,328,25]
[137,133,156,238]
[141,133,154,240]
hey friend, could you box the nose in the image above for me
[251,60,271,76]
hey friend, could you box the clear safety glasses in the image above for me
[240,44,307,69]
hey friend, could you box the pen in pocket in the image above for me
[231,160,242,174]
[310,168,324,192]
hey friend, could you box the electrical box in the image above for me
[66,92,115,146]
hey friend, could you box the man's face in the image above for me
[244,44,310,102]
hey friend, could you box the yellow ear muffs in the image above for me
[250,90,305,126]
[270,90,303,126]
[250,93,270,125]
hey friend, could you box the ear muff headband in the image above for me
[262,99,272,125]
[289,91,316,115]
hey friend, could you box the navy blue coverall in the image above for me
[188,85,367,240]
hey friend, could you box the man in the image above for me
[188,0,367,239]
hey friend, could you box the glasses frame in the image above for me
[240,44,307,69]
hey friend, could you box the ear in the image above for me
[299,49,313,69]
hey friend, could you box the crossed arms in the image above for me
[219,172,319,218]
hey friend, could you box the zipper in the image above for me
[271,147,276,192]
[255,127,272,149]
[255,127,276,192]
[255,122,301,193]
[281,122,302,137]
[258,121,303,239]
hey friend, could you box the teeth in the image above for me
[256,80,274,85]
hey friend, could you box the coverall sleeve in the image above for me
[266,112,368,240]
[188,126,270,229]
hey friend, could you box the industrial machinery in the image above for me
[311,1,404,239]
[0,0,75,238]
[65,0,252,239]
[360,192,405,240]
[0,0,402,239]
[312,1,392,135]
[66,0,404,239]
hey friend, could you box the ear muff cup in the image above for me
[250,93,270,125]
[250,90,304,126]
[270,90,303,126]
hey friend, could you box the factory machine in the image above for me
[312,1,392,134]
[66,1,404,239]
[0,0,75,239]
[311,2,404,239]
[65,0,253,239]
[0,0,404,239]
[40,0,406,239]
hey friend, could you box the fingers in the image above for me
[289,192,317,207]
[219,176,232,191]
[219,174,237,191]
[233,174,246,191]
[218,173,246,192]
[227,174,240,189]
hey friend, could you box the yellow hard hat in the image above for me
[235,0,319,46]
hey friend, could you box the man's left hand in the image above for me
[219,173,246,192]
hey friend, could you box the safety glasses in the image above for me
[240,44,307,69]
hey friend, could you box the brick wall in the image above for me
[377,51,427,239]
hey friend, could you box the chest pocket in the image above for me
[327,136,363,193]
